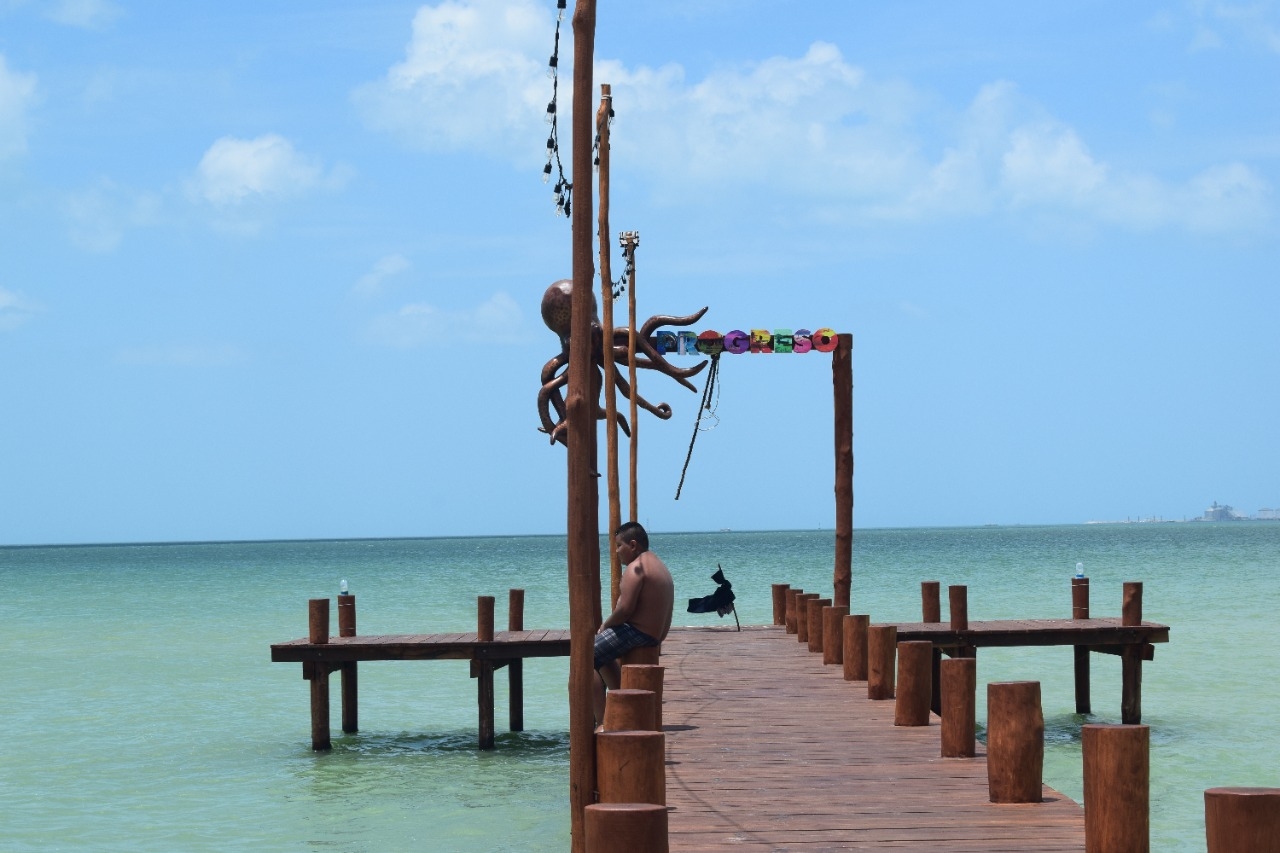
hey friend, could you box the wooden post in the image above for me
[1072,577,1091,715]
[867,625,896,700]
[1205,787,1280,853]
[807,598,831,653]
[784,588,801,634]
[597,84,623,610]
[795,593,819,644]
[986,681,1044,803]
[1122,581,1143,626]
[894,641,933,726]
[337,594,358,734]
[567,6,600,847]
[585,803,668,853]
[832,333,853,609]
[823,605,848,665]
[1083,724,1149,853]
[1122,581,1144,724]
[620,664,664,731]
[308,599,330,751]
[602,688,657,732]
[771,583,789,626]
[477,595,496,750]
[921,581,941,622]
[949,584,969,632]
[509,588,525,732]
[623,231,639,523]
[596,730,665,805]
[940,657,976,758]
[843,614,869,681]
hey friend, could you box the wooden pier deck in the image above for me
[661,626,1085,852]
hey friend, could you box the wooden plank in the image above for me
[662,626,1085,851]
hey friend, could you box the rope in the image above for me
[674,352,721,500]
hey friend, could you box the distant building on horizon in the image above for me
[1258,507,1280,521]
[1201,501,1243,522]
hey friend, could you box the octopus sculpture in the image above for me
[538,278,708,446]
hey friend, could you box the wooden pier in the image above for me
[661,626,1086,851]
[270,591,570,750]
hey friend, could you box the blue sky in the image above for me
[1,1,1277,545]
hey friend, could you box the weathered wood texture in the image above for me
[661,627,1084,851]
[832,333,853,609]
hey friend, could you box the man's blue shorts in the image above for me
[594,623,658,670]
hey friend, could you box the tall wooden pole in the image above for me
[597,85,622,608]
[567,2,599,850]
[832,332,853,608]
[622,232,640,522]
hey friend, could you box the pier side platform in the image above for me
[661,626,1085,851]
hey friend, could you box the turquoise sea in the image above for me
[3,523,1278,851]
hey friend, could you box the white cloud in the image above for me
[364,291,529,348]
[359,1,1272,233]
[189,134,339,205]
[65,178,162,252]
[353,0,550,157]
[114,343,249,367]
[1180,1,1280,53]
[353,254,411,298]
[46,0,121,28]
[0,286,39,331]
[0,54,38,160]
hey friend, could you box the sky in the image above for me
[1,1,1277,545]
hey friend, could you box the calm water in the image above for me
[3,523,1277,851]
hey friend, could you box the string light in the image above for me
[543,1,571,217]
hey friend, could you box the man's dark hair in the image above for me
[615,521,649,552]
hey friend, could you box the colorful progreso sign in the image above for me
[650,328,839,355]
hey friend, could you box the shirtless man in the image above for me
[593,521,674,727]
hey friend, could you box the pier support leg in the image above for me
[1074,646,1091,715]
[310,665,331,751]
[1121,646,1142,724]
[340,663,358,733]
[509,589,525,732]
[931,647,942,716]
[477,660,495,750]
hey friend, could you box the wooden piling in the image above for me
[987,681,1044,803]
[833,332,853,609]
[621,664,664,731]
[771,583,789,625]
[308,599,330,751]
[596,730,666,806]
[585,803,668,853]
[949,585,969,632]
[1072,577,1091,715]
[477,595,497,750]
[867,625,897,700]
[784,587,801,634]
[940,657,976,758]
[567,2,601,847]
[796,593,819,644]
[894,640,933,726]
[602,688,657,732]
[843,614,869,681]
[823,605,847,665]
[1083,724,1149,853]
[807,598,831,653]
[1122,581,1144,724]
[922,581,941,623]
[509,589,525,731]
[1205,787,1280,853]
[337,594,358,734]
[1122,581,1143,626]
